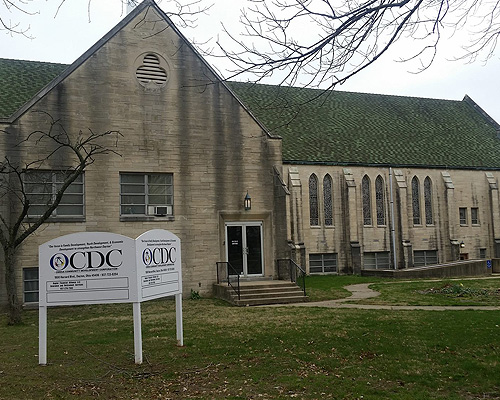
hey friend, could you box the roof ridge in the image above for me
[229,81,464,104]
[0,57,68,66]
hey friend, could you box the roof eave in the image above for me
[283,159,500,170]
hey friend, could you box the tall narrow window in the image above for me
[23,267,39,303]
[471,207,479,225]
[459,207,468,225]
[309,174,319,226]
[412,176,421,225]
[323,174,333,226]
[424,177,433,225]
[362,175,371,226]
[375,175,385,225]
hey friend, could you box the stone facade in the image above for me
[1,1,499,308]
[286,165,500,274]
[0,2,285,306]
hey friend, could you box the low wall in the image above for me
[361,259,494,279]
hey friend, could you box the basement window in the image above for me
[413,250,438,267]
[363,252,390,270]
[309,253,337,274]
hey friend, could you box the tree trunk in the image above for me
[5,246,22,325]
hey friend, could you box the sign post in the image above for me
[38,230,182,365]
[133,302,143,364]
[39,306,47,365]
[176,293,183,346]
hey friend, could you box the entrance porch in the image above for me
[213,279,308,306]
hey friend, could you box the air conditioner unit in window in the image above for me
[147,205,172,216]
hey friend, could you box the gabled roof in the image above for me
[230,82,500,169]
[2,12,499,169]
[0,0,270,136]
[1,0,166,122]
[0,58,67,119]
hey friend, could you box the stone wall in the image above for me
[286,165,500,274]
[0,5,284,306]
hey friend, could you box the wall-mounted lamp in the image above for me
[460,241,465,249]
[244,191,251,211]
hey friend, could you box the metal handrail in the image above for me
[276,258,306,296]
[216,261,241,300]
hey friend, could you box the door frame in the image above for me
[225,221,264,277]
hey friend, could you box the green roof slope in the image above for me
[230,82,500,169]
[0,58,67,119]
[1,58,499,169]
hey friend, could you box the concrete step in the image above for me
[214,280,307,306]
[238,286,303,295]
[234,295,308,306]
[235,290,306,300]
[236,282,300,290]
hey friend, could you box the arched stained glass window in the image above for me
[323,175,333,226]
[362,175,371,226]
[412,176,421,225]
[309,174,319,226]
[424,177,433,225]
[375,175,385,225]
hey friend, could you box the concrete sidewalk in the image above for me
[266,283,500,311]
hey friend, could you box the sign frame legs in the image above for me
[175,293,183,346]
[133,302,143,364]
[39,306,47,365]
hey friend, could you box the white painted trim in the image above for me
[224,222,264,277]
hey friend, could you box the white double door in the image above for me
[225,222,263,277]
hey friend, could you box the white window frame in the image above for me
[24,170,85,218]
[363,252,390,270]
[413,250,438,267]
[479,248,487,259]
[23,267,39,303]
[120,173,173,216]
[459,207,468,225]
[471,207,479,225]
[309,253,338,274]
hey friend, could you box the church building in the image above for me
[1,0,499,306]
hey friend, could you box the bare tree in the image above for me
[0,112,121,325]
[218,0,500,89]
[1,0,38,38]
[1,0,212,37]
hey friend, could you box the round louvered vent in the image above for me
[136,53,168,88]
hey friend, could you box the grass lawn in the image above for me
[355,277,500,307]
[1,276,500,399]
[304,275,384,301]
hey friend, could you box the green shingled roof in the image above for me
[1,58,499,168]
[230,82,500,169]
[0,58,67,119]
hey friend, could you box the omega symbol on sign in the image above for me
[143,248,153,265]
[50,253,69,271]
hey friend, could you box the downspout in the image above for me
[389,167,397,269]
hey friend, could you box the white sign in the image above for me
[39,232,137,306]
[136,229,182,301]
[38,230,183,366]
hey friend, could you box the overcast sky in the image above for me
[2,0,499,123]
